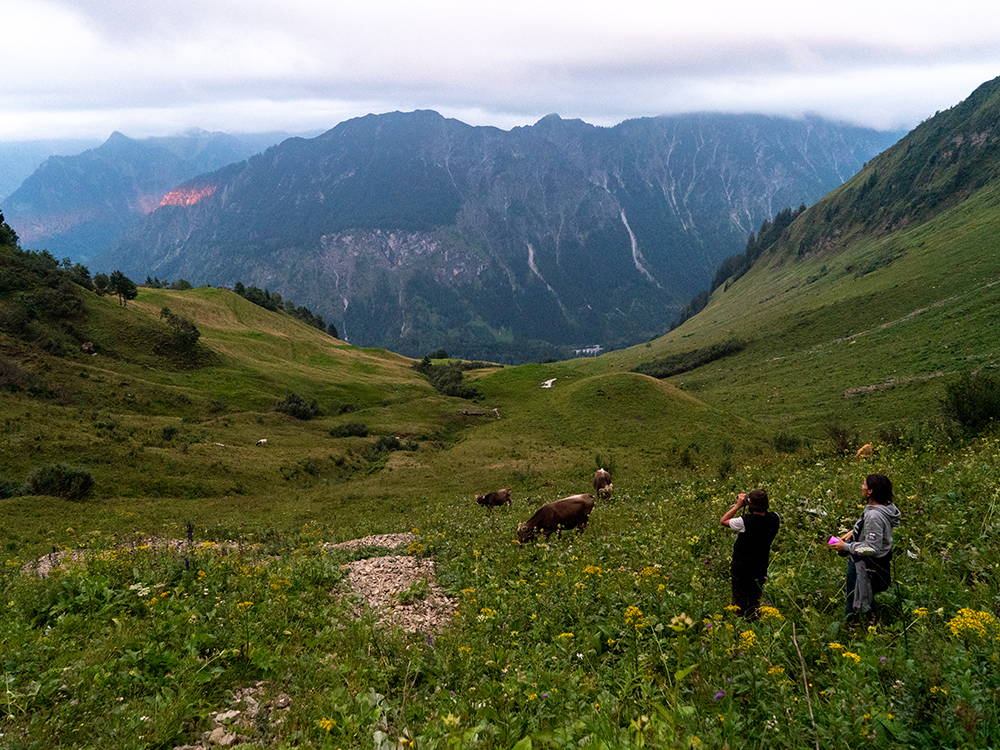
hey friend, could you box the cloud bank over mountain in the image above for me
[4,0,999,141]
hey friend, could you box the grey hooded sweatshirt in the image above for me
[844,502,901,558]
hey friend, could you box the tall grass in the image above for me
[3,435,999,748]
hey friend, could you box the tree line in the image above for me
[670,204,806,330]
[232,281,338,338]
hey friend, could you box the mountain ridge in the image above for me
[97,111,901,362]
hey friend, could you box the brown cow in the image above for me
[476,487,513,510]
[517,494,595,543]
[593,468,613,499]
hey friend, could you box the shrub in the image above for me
[632,340,746,379]
[274,393,321,420]
[943,370,1000,435]
[23,463,94,501]
[826,423,855,454]
[329,422,368,438]
[0,476,21,499]
[772,431,802,453]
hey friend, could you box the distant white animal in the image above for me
[541,379,556,388]
[256,439,267,446]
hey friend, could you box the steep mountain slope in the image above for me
[2,130,289,261]
[98,111,900,361]
[614,75,1000,439]
[0,138,102,201]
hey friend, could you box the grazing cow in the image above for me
[256,438,267,446]
[476,487,512,510]
[855,443,872,459]
[517,494,595,543]
[593,468,612,499]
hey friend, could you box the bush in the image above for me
[23,463,94,501]
[329,422,368,438]
[274,393,321,420]
[0,476,21,499]
[943,370,1000,435]
[632,340,746,379]
[772,431,803,453]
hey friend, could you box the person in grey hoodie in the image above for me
[831,474,901,619]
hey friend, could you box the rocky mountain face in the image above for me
[2,130,290,262]
[97,111,902,362]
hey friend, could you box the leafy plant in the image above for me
[274,392,321,420]
[942,369,1000,435]
[329,422,368,438]
[22,462,94,501]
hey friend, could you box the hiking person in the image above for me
[830,473,901,621]
[720,488,780,619]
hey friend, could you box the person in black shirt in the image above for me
[720,489,780,620]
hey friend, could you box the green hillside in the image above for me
[613,77,1000,446]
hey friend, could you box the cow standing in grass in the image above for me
[517,494,594,542]
[476,487,513,510]
[593,468,613,499]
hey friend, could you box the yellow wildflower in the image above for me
[557,632,574,639]
[767,666,785,676]
[841,651,861,664]
[624,606,645,629]
[319,717,335,732]
[758,606,783,621]
[947,608,998,638]
[828,642,845,651]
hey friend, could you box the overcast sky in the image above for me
[3,0,1000,142]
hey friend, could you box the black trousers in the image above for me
[732,575,765,620]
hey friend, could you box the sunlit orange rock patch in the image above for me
[159,185,216,207]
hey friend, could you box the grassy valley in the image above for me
[2,79,1000,748]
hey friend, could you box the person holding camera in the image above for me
[830,473,901,621]
[720,488,780,620]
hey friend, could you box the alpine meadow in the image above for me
[2,76,1000,750]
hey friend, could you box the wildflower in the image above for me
[828,642,845,651]
[442,713,460,726]
[913,607,929,618]
[947,608,998,638]
[529,693,538,700]
[767,666,785,676]
[237,601,253,613]
[689,737,703,749]
[459,646,472,654]
[583,565,602,577]
[557,632,574,639]
[738,630,757,651]
[930,685,948,695]
[713,690,725,700]
[640,566,660,577]
[669,612,694,631]
[758,606,783,621]
[724,604,741,612]
[624,606,645,629]
[319,717,335,732]
[841,651,861,664]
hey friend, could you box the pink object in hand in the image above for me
[828,536,840,545]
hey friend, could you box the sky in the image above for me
[3,0,1000,142]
